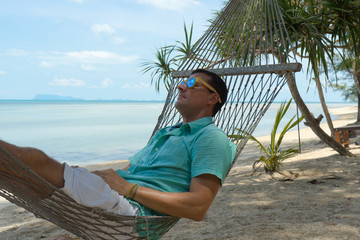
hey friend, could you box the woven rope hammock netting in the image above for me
[0,0,301,239]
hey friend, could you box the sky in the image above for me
[0,0,348,102]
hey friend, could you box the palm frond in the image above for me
[140,45,177,92]
[174,22,198,62]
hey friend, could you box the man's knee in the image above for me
[19,147,65,188]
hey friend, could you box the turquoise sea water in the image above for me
[0,100,355,166]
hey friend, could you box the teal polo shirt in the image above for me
[116,117,236,215]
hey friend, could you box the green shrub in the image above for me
[229,99,304,174]
[250,99,304,174]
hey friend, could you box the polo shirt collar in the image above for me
[177,117,213,134]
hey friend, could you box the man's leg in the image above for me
[0,140,65,188]
[0,140,139,216]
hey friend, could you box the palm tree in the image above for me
[141,0,357,156]
[140,45,176,92]
[331,53,359,104]
[326,0,360,122]
[275,0,359,155]
[140,23,198,92]
[282,0,337,136]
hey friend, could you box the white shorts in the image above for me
[61,163,139,216]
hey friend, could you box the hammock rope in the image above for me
[0,0,301,239]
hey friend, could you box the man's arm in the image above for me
[93,169,220,221]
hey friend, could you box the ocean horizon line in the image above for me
[0,99,166,103]
[0,99,353,104]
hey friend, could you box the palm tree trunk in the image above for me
[285,72,353,156]
[354,56,360,123]
[314,77,335,137]
[357,93,360,124]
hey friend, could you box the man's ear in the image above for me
[208,93,219,105]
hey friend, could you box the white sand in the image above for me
[1,106,360,239]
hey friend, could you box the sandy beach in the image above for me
[1,106,360,239]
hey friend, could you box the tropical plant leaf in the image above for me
[140,21,199,92]
[248,99,303,174]
[140,45,177,92]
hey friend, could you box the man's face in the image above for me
[175,72,214,114]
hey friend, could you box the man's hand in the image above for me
[92,169,132,196]
[93,169,220,221]
[132,174,221,221]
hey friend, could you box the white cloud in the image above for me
[89,78,114,89]
[38,50,139,67]
[136,0,200,10]
[101,78,113,87]
[49,78,86,87]
[61,50,138,64]
[6,48,29,56]
[111,37,126,45]
[6,49,138,67]
[81,64,101,71]
[0,70,6,75]
[39,61,53,68]
[92,24,115,34]
[70,0,85,3]
[121,83,131,89]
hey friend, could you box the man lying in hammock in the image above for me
[0,69,235,221]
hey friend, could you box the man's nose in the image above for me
[177,83,187,91]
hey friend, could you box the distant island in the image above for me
[33,94,84,101]
[31,94,164,102]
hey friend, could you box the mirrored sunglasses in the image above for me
[179,77,222,103]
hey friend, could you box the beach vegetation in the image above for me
[141,0,357,156]
[249,99,304,174]
[277,0,359,138]
[268,0,357,156]
[330,53,359,103]
[140,22,197,92]
[139,45,176,92]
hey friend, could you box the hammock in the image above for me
[0,0,301,239]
